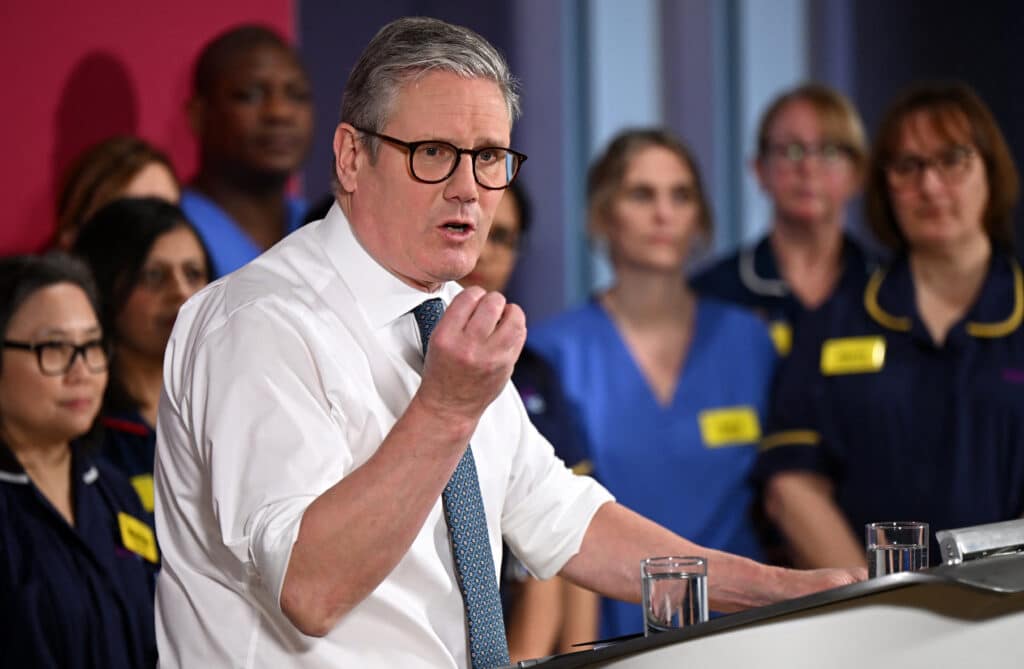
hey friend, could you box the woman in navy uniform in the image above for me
[756,82,1024,568]
[73,198,212,515]
[691,84,873,355]
[0,254,158,668]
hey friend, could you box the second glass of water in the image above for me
[640,556,708,636]
[865,521,929,578]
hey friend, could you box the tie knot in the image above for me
[412,298,445,354]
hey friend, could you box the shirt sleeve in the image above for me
[497,385,614,580]
[753,309,836,484]
[173,298,355,606]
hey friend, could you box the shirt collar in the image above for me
[864,253,1023,338]
[739,236,787,297]
[0,442,99,486]
[315,203,462,330]
[739,233,869,298]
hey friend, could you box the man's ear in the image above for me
[334,123,362,193]
[187,97,204,137]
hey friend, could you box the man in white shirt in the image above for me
[154,16,862,669]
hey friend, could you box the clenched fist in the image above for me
[415,286,526,427]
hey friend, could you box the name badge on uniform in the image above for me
[118,512,159,563]
[820,336,886,375]
[698,406,762,447]
[769,320,793,356]
[130,474,154,513]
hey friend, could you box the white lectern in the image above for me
[509,552,1024,668]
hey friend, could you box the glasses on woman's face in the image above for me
[354,127,527,190]
[2,339,109,376]
[764,141,854,168]
[886,145,975,190]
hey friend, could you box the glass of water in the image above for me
[865,521,929,578]
[640,556,708,636]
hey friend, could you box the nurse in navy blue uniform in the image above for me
[691,84,874,356]
[756,82,1024,569]
[0,254,158,668]
[73,198,212,516]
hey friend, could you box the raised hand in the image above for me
[416,286,527,426]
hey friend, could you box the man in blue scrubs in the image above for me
[183,24,313,277]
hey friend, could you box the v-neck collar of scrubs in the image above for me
[590,297,707,412]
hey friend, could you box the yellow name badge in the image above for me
[769,321,793,356]
[118,512,159,563]
[130,474,154,513]
[698,406,762,448]
[820,336,886,375]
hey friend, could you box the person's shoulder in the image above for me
[531,301,601,336]
[527,302,603,365]
[698,296,777,359]
[528,302,602,350]
[690,248,742,292]
[699,295,766,329]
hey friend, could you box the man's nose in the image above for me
[444,154,479,202]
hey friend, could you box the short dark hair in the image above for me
[72,198,213,411]
[587,128,713,239]
[0,253,100,375]
[866,81,1019,251]
[192,24,296,97]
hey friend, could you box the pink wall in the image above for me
[2,1,294,254]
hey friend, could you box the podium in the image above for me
[513,553,1024,668]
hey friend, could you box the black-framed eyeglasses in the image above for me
[886,145,975,190]
[764,141,855,166]
[354,126,527,190]
[2,339,109,376]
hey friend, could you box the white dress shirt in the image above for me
[154,205,613,668]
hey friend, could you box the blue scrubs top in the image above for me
[0,443,158,668]
[530,298,776,638]
[100,412,156,516]
[690,234,875,355]
[180,188,307,278]
[755,253,1024,563]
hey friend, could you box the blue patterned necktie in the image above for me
[412,298,510,669]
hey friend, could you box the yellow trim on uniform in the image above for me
[759,429,822,452]
[769,320,793,356]
[571,459,594,476]
[966,258,1024,338]
[863,268,911,332]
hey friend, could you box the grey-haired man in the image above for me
[154,16,862,669]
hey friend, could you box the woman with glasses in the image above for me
[73,198,212,515]
[530,129,776,638]
[0,253,157,668]
[692,84,872,356]
[755,82,1024,569]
